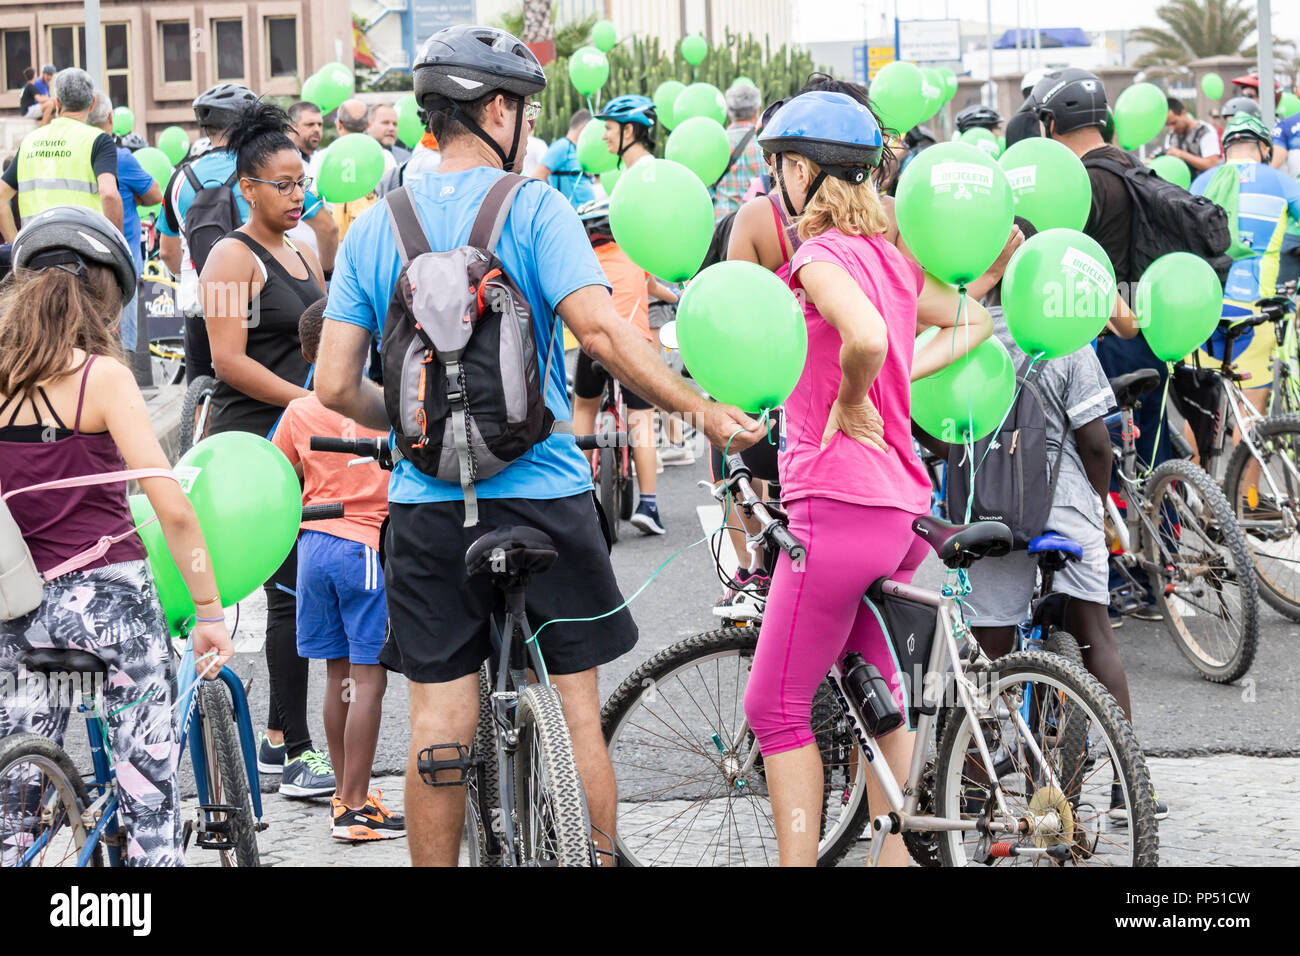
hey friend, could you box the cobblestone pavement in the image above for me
[188,755,1300,866]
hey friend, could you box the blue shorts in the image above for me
[295,530,387,665]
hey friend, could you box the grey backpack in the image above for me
[380,175,568,526]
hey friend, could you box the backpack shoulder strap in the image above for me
[713,127,757,188]
[1080,154,1134,178]
[182,164,202,192]
[468,173,528,255]
[383,186,432,268]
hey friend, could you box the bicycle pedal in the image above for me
[193,803,237,849]
[416,742,480,787]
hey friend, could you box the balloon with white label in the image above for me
[998,137,1092,232]
[1002,228,1116,359]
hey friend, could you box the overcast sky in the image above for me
[793,0,1300,47]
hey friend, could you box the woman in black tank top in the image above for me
[198,102,331,787]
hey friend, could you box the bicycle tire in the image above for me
[513,683,593,867]
[601,626,872,867]
[0,732,104,867]
[1038,631,1090,795]
[1144,458,1259,683]
[934,651,1158,867]
[179,375,217,458]
[466,663,502,867]
[197,682,260,867]
[619,473,636,522]
[1221,412,1300,622]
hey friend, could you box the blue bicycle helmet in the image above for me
[595,94,657,127]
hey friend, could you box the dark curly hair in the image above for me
[224,99,299,178]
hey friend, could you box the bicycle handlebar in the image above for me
[309,435,394,470]
[722,454,806,562]
[301,503,344,521]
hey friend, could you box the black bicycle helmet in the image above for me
[1033,68,1108,135]
[1220,95,1262,119]
[192,83,257,130]
[12,206,137,301]
[413,25,546,169]
[955,104,1003,133]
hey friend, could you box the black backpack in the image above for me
[181,165,242,274]
[946,357,1063,548]
[380,174,567,526]
[1081,153,1232,284]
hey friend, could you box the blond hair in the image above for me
[785,152,889,242]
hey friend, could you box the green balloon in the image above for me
[674,82,726,126]
[569,45,609,96]
[316,133,386,202]
[731,76,756,88]
[1137,252,1223,362]
[129,494,193,637]
[592,20,617,52]
[999,137,1092,232]
[1002,228,1116,359]
[1114,82,1167,149]
[134,147,174,191]
[112,106,134,137]
[938,66,958,102]
[395,93,423,148]
[666,116,731,185]
[911,334,1016,443]
[681,34,708,66]
[600,166,621,195]
[176,432,301,609]
[870,60,926,134]
[895,142,1015,286]
[609,158,714,282]
[1201,72,1225,101]
[1148,154,1191,190]
[654,80,686,131]
[919,68,946,123]
[302,73,325,111]
[677,261,807,413]
[157,126,190,165]
[316,63,353,115]
[1279,92,1300,119]
[577,118,617,174]
[960,127,1002,159]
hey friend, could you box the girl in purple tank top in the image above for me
[0,207,232,866]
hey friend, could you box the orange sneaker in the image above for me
[331,789,406,841]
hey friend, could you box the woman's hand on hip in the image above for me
[822,397,887,453]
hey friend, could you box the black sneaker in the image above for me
[332,790,406,841]
[1108,781,1169,824]
[257,732,285,774]
[279,748,336,798]
[630,501,666,535]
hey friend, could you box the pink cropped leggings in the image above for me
[743,497,929,757]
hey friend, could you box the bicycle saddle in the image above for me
[911,515,1013,569]
[20,648,107,677]
[1027,532,1083,560]
[1108,369,1161,409]
[465,526,558,580]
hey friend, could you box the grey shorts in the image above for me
[963,507,1109,627]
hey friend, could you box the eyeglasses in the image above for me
[524,101,542,122]
[245,175,313,196]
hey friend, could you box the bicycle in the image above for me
[309,436,597,867]
[178,375,217,458]
[603,455,1159,866]
[586,361,634,542]
[1104,369,1259,682]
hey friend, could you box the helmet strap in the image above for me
[616,124,638,162]
[776,154,797,218]
[451,94,525,170]
[805,170,830,207]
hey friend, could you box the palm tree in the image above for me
[1132,0,1256,68]
[521,0,554,45]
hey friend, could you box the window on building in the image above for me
[48,24,87,70]
[213,19,244,80]
[104,23,129,109]
[159,21,192,84]
[2,29,31,92]
[266,17,297,78]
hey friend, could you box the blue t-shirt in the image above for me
[158,148,324,238]
[115,147,156,274]
[323,166,608,504]
[1272,110,1300,152]
[33,79,48,96]
[540,136,596,208]
[1191,159,1300,313]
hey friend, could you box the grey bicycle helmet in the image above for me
[1220,95,1262,119]
[119,132,147,151]
[192,83,257,130]
[1033,68,1108,135]
[955,104,1003,133]
[576,198,611,235]
[187,136,213,159]
[413,25,545,170]
[12,206,137,301]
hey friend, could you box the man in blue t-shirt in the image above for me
[529,108,595,208]
[1269,108,1300,287]
[314,25,758,867]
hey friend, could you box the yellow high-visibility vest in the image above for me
[15,116,104,219]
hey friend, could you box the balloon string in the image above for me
[1138,365,1173,478]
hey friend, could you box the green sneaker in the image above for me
[280,748,336,799]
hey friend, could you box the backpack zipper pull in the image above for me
[1009,428,1020,455]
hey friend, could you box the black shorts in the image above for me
[710,407,782,484]
[572,350,652,410]
[380,493,639,683]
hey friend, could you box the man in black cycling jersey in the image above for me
[315,24,760,866]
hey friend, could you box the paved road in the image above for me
[178,452,1299,864]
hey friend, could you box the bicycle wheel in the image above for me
[1143,458,1259,682]
[179,375,217,457]
[513,683,593,867]
[934,651,1158,867]
[196,682,260,866]
[0,733,104,867]
[1222,413,1300,622]
[150,337,186,386]
[601,626,871,867]
[465,663,501,867]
